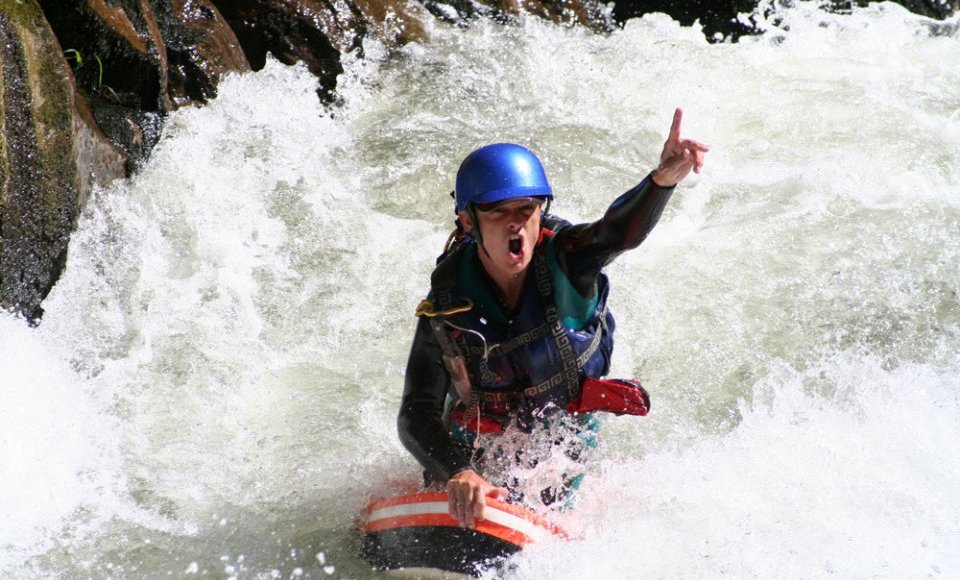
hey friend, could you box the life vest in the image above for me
[415,228,615,434]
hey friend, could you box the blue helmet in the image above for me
[454,143,553,213]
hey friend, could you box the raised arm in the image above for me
[556,108,709,296]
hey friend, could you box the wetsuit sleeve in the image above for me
[397,316,474,482]
[554,173,675,297]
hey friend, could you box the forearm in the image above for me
[397,317,474,482]
[557,172,676,295]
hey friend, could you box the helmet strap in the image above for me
[466,205,492,260]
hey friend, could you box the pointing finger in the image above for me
[669,107,683,143]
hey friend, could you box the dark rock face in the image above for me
[609,0,760,40]
[212,0,363,103]
[168,0,253,105]
[607,0,959,40]
[0,0,250,323]
[40,0,251,110]
[0,1,125,322]
[39,0,251,170]
[875,0,958,19]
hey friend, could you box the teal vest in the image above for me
[418,231,615,432]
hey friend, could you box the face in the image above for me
[460,198,544,282]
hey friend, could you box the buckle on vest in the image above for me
[415,298,474,317]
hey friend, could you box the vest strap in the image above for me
[532,250,584,401]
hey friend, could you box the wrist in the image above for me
[651,170,676,188]
[446,466,476,482]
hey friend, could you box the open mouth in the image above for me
[508,235,522,257]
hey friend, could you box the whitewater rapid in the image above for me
[2,2,959,578]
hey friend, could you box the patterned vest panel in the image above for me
[426,238,615,431]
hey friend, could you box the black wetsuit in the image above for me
[398,173,675,483]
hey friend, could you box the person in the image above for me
[398,108,708,528]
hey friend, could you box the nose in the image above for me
[506,207,527,226]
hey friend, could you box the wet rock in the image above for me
[0,1,125,322]
[211,0,608,104]
[167,0,252,105]
[609,0,770,40]
[39,0,250,170]
[608,0,956,41]
[211,0,367,103]
[40,0,250,110]
[862,0,958,19]
[505,0,613,28]
[88,100,165,175]
[811,0,957,20]
[419,0,610,28]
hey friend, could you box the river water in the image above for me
[3,2,959,578]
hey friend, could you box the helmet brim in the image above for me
[469,185,553,209]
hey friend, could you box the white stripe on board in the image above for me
[366,501,549,542]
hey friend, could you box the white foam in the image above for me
[0,314,122,571]
[4,2,959,577]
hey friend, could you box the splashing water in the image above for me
[3,3,959,577]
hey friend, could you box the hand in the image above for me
[652,108,710,187]
[446,469,509,529]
